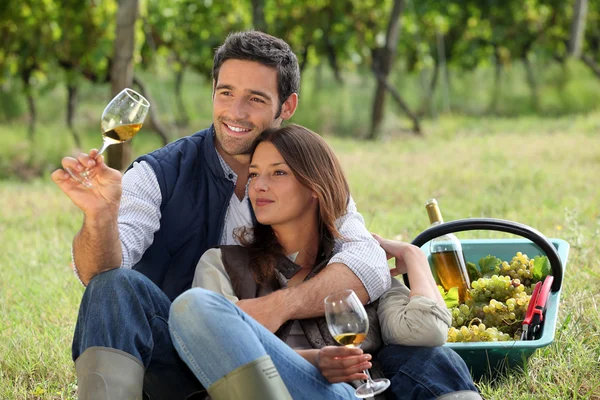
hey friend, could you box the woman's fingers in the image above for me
[319,351,370,368]
[321,360,372,377]
[319,345,363,358]
[323,370,370,383]
[372,233,394,260]
[317,346,372,383]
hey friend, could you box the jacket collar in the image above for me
[202,124,229,180]
[275,232,335,280]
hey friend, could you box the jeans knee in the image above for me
[169,288,229,332]
[86,268,142,293]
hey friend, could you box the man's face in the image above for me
[212,59,296,157]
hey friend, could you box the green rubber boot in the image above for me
[436,390,483,400]
[75,346,144,400]
[207,355,292,400]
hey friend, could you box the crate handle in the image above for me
[409,218,563,292]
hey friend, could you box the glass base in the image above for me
[354,378,391,398]
[65,167,94,189]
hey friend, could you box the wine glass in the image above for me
[324,289,390,398]
[66,88,150,188]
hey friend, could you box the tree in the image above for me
[250,0,267,32]
[54,0,117,148]
[580,0,600,79]
[569,0,588,58]
[368,0,421,138]
[107,0,139,171]
[0,0,60,139]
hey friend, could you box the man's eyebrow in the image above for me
[248,89,272,101]
[249,162,287,168]
[215,84,234,91]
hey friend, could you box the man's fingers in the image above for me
[51,169,71,183]
[61,156,84,172]
[76,151,97,168]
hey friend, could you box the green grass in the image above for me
[1,111,599,399]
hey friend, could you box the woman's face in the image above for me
[248,141,317,228]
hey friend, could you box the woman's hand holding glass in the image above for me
[324,289,391,398]
[315,346,371,384]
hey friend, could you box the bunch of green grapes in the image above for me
[451,304,472,327]
[500,252,535,286]
[447,323,512,343]
[481,296,530,335]
[450,293,531,339]
[469,275,526,303]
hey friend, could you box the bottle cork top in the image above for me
[425,198,444,224]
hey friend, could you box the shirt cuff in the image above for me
[71,248,86,287]
[328,253,391,302]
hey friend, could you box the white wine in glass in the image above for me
[324,289,391,398]
[67,88,150,188]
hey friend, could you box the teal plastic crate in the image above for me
[410,219,568,379]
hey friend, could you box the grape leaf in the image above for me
[479,255,502,277]
[533,255,551,282]
[467,261,481,281]
[438,285,460,308]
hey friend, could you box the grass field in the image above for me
[1,103,600,398]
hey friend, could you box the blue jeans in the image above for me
[169,288,478,400]
[73,269,476,399]
[377,345,478,400]
[71,268,205,399]
[169,287,358,399]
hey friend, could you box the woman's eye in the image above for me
[248,172,258,178]
[274,170,287,176]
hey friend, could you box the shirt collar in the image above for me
[213,134,238,184]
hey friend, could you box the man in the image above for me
[52,31,478,399]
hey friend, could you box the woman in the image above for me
[168,125,478,400]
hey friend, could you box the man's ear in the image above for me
[279,93,298,121]
[212,80,217,100]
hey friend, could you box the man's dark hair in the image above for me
[212,31,300,117]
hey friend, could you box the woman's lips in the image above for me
[255,198,274,207]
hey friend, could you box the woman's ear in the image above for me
[312,191,318,199]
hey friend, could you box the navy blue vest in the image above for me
[130,125,235,300]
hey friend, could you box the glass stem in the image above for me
[363,369,374,388]
[96,141,111,157]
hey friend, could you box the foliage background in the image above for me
[1,0,599,398]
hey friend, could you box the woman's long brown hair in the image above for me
[236,124,350,283]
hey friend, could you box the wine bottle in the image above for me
[425,199,471,303]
